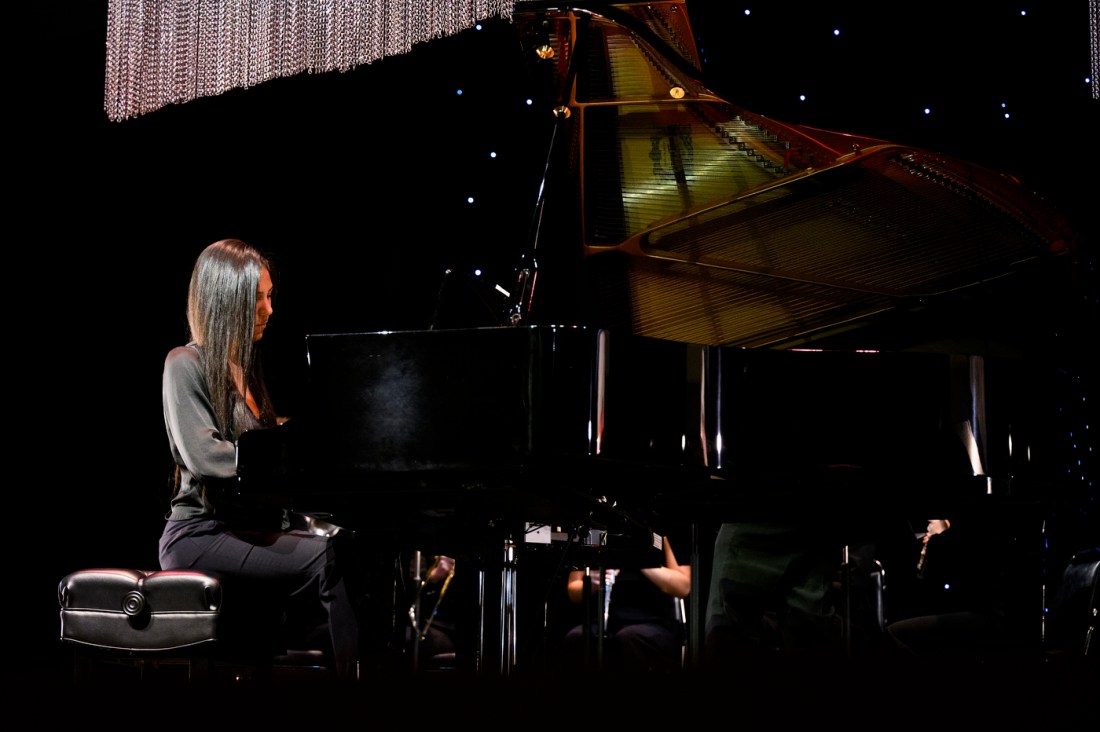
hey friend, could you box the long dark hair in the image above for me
[186,238,278,439]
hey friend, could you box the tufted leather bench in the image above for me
[58,568,224,683]
[58,567,330,684]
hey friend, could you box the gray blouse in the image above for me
[161,343,262,521]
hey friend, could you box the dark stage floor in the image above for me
[21,651,1098,730]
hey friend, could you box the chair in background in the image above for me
[1045,547,1099,660]
[836,547,887,658]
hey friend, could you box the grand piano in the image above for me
[235,1,1079,673]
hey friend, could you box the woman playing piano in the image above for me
[157,238,365,680]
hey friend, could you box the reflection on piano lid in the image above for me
[238,325,612,525]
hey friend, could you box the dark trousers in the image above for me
[159,517,363,675]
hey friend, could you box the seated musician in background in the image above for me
[158,238,366,680]
[560,532,691,673]
[885,515,1028,661]
[704,522,844,668]
[405,553,460,670]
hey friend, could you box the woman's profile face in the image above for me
[253,266,274,342]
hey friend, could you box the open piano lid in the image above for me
[507,1,1077,351]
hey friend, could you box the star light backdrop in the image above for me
[25,1,1096,647]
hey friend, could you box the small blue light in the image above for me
[924,107,932,115]
[467,196,475,204]
[744,9,750,16]
[456,89,463,96]
[490,151,497,158]
[525,98,533,106]
[474,268,483,277]
[1004,113,1011,119]
[833,29,840,37]
[799,94,806,101]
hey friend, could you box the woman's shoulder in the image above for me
[166,342,200,358]
[164,343,203,373]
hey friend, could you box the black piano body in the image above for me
[239,325,1050,525]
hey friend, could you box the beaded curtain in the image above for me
[105,0,516,121]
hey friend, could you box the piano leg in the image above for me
[841,544,852,658]
[475,566,485,673]
[409,550,425,673]
[499,538,519,675]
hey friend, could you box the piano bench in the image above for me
[57,568,329,685]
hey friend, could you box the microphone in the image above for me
[428,269,454,330]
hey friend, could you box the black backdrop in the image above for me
[19,2,1097,683]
